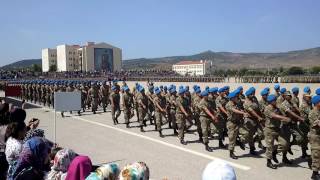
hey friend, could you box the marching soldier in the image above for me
[192,87,203,142]
[276,88,286,106]
[291,87,300,108]
[137,86,148,132]
[215,87,229,140]
[198,90,218,151]
[274,84,281,97]
[176,87,189,145]
[309,95,320,179]
[168,86,178,135]
[88,82,99,114]
[122,86,134,128]
[100,81,110,112]
[299,92,313,158]
[153,87,166,137]
[110,85,121,125]
[146,86,155,125]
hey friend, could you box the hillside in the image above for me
[1,59,41,70]
[1,47,320,70]
[123,47,320,70]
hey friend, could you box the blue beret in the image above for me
[178,88,185,94]
[312,95,320,105]
[260,89,268,96]
[274,84,280,90]
[280,88,286,94]
[154,87,161,95]
[170,88,176,93]
[164,86,167,90]
[194,87,200,93]
[218,87,225,93]
[139,86,145,92]
[304,86,311,93]
[205,86,209,91]
[264,87,270,92]
[122,86,129,91]
[225,86,230,90]
[237,86,243,91]
[209,87,218,93]
[200,90,209,97]
[267,94,277,103]
[245,87,255,96]
[316,88,320,95]
[112,86,117,91]
[291,87,299,93]
[227,92,237,99]
[234,89,241,95]
[185,86,189,90]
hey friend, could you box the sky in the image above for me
[0,0,320,66]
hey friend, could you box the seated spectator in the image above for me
[119,162,150,180]
[5,122,27,177]
[65,155,92,180]
[45,148,78,180]
[202,159,236,180]
[10,137,52,180]
[0,103,10,179]
[86,163,120,180]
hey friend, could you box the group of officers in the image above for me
[6,79,320,180]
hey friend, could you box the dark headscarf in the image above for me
[11,137,51,179]
[0,103,10,125]
[9,108,26,123]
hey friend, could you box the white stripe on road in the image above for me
[11,98,251,171]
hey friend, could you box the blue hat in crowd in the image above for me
[201,90,209,97]
[205,86,209,91]
[260,89,268,96]
[316,88,320,95]
[154,87,161,95]
[267,94,277,103]
[195,88,201,94]
[178,87,185,95]
[280,88,286,94]
[237,86,243,91]
[193,85,197,90]
[122,86,129,91]
[139,86,145,92]
[234,89,241,95]
[185,86,189,91]
[274,84,280,90]
[312,95,320,105]
[245,87,255,96]
[209,87,218,93]
[164,86,167,90]
[304,86,311,93]
[227,92,237,99]
[218,87,226,93]
[264,87,270,92]
[111,86,117,91]
[291,87,299,94]
[170,87,176,93]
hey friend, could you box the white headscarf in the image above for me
[202,160,236,180]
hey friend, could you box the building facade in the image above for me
[42,42,122,72]
[41,48,57,72]
[172,60,211,76]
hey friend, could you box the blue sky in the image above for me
[0,0,319,66]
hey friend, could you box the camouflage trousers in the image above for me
[101,96,109,110]
[264,127,289,160]
[200,116,211,144]
[91,98,99,111]
[309,134,320,171]
[194,113,203,138]
[138,107,147,126]
[210,114,225,139]
[169,109,177,130]
[111,106,121,121]
[176,113,186,140]
[123,108,133,124]
[227,120,252,151]
[155,111,163,131]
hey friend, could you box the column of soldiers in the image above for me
[7,79,320,180]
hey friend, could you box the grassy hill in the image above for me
[1,59,41,70]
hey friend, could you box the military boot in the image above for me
[250,146,258,156]
[236,138,245,150]
[311,171,320,180]
[219,139,226,149]
[180,139,187,145]
[282,152,293,165]
[229,150,238,159]
[173,129,178,135]
[126,123,130,128]
[267,159,277,169]
[205,143,212,152]
[159,130,164,138]
[258,141,266,150]
[272,150,279,163]
[301,147,310,159]
[140,126,145,132]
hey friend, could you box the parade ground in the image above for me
[3,81,319,180]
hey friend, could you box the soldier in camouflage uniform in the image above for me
[309,95,320,180]
[146,86,155,125]
[215,87,229,140]
[299,93,312,158]
[176,87,189,145]
[88,82,99,114]
[198,90,218,151]
[137,86,148,132]
[276,87,286,106]
[168,86,178,135]
[122,86,134,128]
[291,87,300,108]
[274,84,281,97]
[225,91,249,159]
[279,91,305,158]
[192,87,203,142]
[153,87,166,137]
[110,86,121,125]
[100,81,110,112]
[264,94,291,169]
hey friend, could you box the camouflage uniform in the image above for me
[137,92,148,128]
[192,94,203,141]
[226,100,243,152]
[88,85,99,113]
[300,99,312,154]
[100,84,110,112]
[110,91,121,124]
[153,94,166,132]
[122,91,134,126]
[308,107,320,172]
[176,95,188,141]
[243,97,261,149]
[198,98,212,144]
[169,93,178,134]
[264,104,289,160]
[215,95,228,137]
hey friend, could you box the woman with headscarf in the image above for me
[86,163,120,180]
[45,148,77,180]
[65,155,92,180]
[10,136,52,180]
[119,162,150,180]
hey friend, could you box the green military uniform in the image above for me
[153,94,166,132]
[176,95,188,141]
[100,84,110,112]
[292,95,300,109]
[137,92,148,128]
[226,100,243,152]
[299,99,312,155]
[88,85,99,113]
[208,94,222,137]
[169,93,177,134]
[192,94,203,141]
[243,97,260,149]
[110,92,121,124]
[146,91,155,125]
[264,104,289,160]
[308,107,320,172]
[215,95,228,136]
[276,95,285,106]
[198,98,212,144]
[122,91,134,126]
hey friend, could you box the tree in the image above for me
[287,66,304,75]
[49,64,57,72]
[31,64,42,72]
[310,66,320,74]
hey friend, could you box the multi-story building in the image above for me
[41,48,57,72]
[172,60,211,76]
[42,42,122,72]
